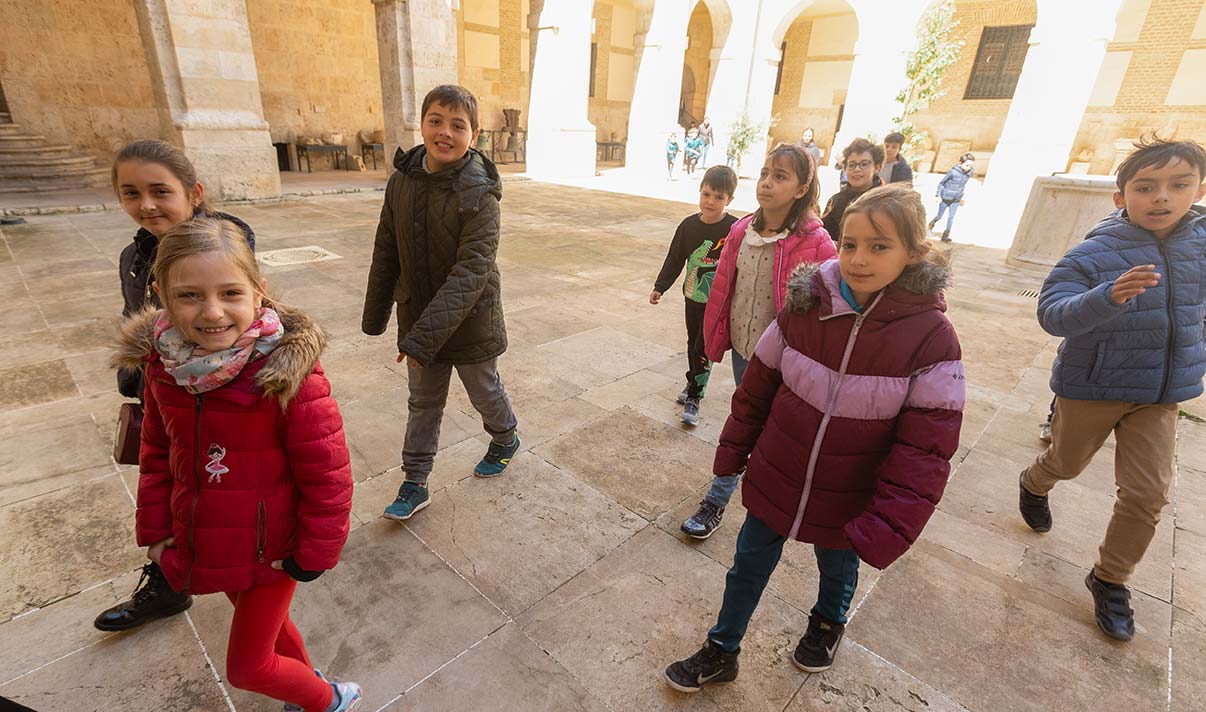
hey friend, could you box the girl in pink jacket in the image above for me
[683,143,836,539]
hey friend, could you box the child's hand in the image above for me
[147,537,175,564]
[272,556,324,582]
[1110,265,1161,305]
[649,291,662,305]
[958,199,965,206]
[397,352,422,368]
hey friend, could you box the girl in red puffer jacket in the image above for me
[665,184,964,693]
[111,218,361,712]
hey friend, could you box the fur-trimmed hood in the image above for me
[785,258,951,315]
[110,303,326,406]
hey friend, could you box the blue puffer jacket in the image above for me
[1038,206,1206,404]
[937,166,972,202]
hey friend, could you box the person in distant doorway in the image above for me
[797,127,822,167]
[880,132,913,185]
[685,127,705,176]
[822,138,885,243]
[699,118,714,167]
[667,131,682,180]
[929,153,975,242]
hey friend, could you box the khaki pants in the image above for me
[1021,397,1178,585]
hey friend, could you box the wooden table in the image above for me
[361,142,384,170]
[296,143,349,172]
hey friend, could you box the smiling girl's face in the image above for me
[158,251,264,351]
[115,160,203,237]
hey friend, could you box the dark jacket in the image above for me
[886,156,913,184]
[937,166,972,202]
[716,259,963,569]
[1039,206,1206,404]
[113,305,353,595]
[822,174,884,243]
[117,211,255,398]
[362,146,507,367]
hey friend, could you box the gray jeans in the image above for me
[403,358,517,483]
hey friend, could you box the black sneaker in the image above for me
[681,500,724,539]
[94,562,193,631]
[664,640,739,692]
[1085,571,1134,641]
[792,614,845,673]
[1018,473,1052,533]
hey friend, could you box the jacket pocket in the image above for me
[1088,342,1108,383]
[256,500,267,564]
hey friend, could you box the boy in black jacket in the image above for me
[649,166,738,425]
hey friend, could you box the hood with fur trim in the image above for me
[785,258,951,315]
[110,303,326,406]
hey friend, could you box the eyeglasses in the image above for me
[845,160,874,171]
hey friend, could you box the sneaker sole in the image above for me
[93,595,194,632]
[681,520,722,540]
[473,467,510,478]
[791,656,833,673]
[382,497,430,521]
[681,416,699,426]
[662,671,703,693]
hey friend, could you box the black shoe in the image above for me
[1085,571,1134,641]
[664,640,740,693]
[94,562,192,631]
[1018,473,1052,533]
[928,217,938,231]
[792,614,845,672]
[681,500,725,539]
[941,230,952,243]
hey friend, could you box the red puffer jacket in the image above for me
[113,305,353,595]
[715,259,964,569]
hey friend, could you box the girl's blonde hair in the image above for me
[112,139,210,212]
[843,184,949,268]
[753,143,820,234]
[153,217,269,308]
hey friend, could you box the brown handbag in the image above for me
[114,402,144,466]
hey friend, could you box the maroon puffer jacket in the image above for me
[715,259,964,569]
[113,306,353,595]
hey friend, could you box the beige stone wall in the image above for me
[457,0,532,131]
[682,2,712,124]
[907,0,1037,161]
[588,1,637,142]
[0,0,159,157]
[1074,0,1206,173]
[769,11,857,160]
[246,0,382,167]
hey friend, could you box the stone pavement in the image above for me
[0,182,1203,712]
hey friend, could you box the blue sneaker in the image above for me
[474,434,521,478]
[682,398,700,426]
[383,481,430,521]
[328,681,363,711]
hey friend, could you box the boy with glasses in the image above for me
[822,138,884,242]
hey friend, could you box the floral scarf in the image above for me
[154,308,284,394]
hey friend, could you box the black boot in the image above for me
[94,562,192,631]
[941,230,952,243]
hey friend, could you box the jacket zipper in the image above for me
[184,395,203,592]
[787,294,882,540]
[1155,240,1177,403]
[256,501,267,563]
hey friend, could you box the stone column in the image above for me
[700,5,766,174]
[829,3,925,160]
[133,0,279,201]
[624,0,691,175]
[526,0,597,178]
[977,1,1124,249]
[373,0,458,168]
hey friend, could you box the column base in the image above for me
[172,125,280,201]
[526,127,597,179]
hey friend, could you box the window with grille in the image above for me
[964,25,1033,100]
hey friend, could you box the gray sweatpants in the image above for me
[403,358,518,484]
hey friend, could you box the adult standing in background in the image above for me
[699,118,714,168]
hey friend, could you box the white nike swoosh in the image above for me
[696,670,724,685]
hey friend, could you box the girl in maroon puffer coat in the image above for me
[112,218,361,712]
[665,184,964,692]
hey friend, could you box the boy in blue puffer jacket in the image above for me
[928,152,974,242]
[1017,136,1206,642]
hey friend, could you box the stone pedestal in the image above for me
[972,1,1124,248]
[133,0,279,200]
[625,0,691,176]
[373,0,458,171]
[526,0,596,179]
[1006,175,1117,268]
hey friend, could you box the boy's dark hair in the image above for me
[701,165,738,198]
[884,132,906,146]
[1115,134,1206,191]
[842,138,885,167]
[753,143,819,233]
[421,84,480,131]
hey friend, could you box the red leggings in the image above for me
[224,577,334,712]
